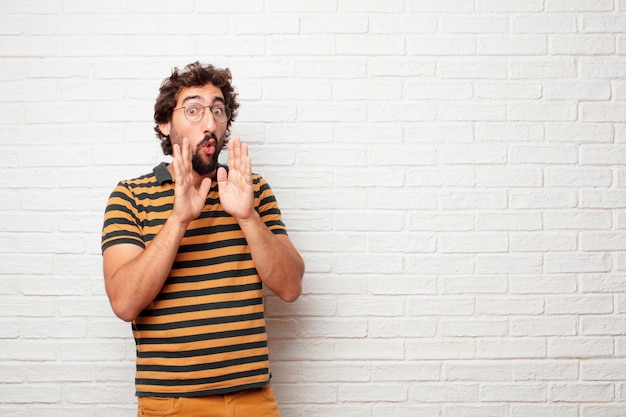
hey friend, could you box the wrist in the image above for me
[236,210,261,228]
[167,212,191,232]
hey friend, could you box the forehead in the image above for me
[176,83,224,105]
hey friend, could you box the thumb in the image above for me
[199,177,212,197]
[217,166,228,185]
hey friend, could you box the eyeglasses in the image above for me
[174,103,231,124]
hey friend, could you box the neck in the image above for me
[167,164,217,186]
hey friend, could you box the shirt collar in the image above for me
[152,162,229,185]
[153,162,173,185]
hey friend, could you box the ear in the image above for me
[158,121,171,137]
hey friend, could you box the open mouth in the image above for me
[202,140,216,155]
[199,136,217,155]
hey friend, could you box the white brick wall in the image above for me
[0,1,625,416]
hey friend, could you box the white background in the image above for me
[1,1,626,416]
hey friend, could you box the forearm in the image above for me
[104,216,188,321]
[238,213,304,302]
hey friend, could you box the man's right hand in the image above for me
[171,137,212,226]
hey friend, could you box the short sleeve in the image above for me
[101,181,145,253]
[254,175,287,235]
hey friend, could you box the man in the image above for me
[101,62,304,416]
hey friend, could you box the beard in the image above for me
[191,134,224,176]
[169,124,225,177]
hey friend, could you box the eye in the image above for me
[212,107,224,116]
[186,104,202,116]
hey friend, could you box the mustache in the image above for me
[198,133,218,147]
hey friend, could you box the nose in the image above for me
[203,108,217,132]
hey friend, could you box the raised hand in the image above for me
[171,137,212,225]
[217,137,255,221]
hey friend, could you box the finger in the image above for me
[172,143,182,183]
[199,177,212,197]
[230,137,241,172]
[217,166,228,185]
[181,137,192,171]
[241,143,252,181]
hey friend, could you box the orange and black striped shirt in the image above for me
[101,162,287,397]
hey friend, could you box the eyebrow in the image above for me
[180,94,226,106]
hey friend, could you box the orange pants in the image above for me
[137,386,281,417]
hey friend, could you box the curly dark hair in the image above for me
[154,61,239,155]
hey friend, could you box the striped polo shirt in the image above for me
[101,162,287,397]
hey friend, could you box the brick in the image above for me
[510,317,577,336]
[475,82,542,99]
[513,360,579,381]
[2,384,61,404]
[581,15,626,32]
[545,295,613,314]
[548,382,614,402]
[407,0,474,12]
[334,253,403,274]
[551,35,615,55]
[546,0,614,12]
[407,167,474,187]
[439,233,509,253]
[373,362,440,382]
[337,35,406,56]
[477,297,544,315]
[511,405,578,417]
[511,15,577,33]
[545,167,612,187]
[581,359,626,380]
[368,318,436,338]
[335,212,404,231]
[580,189,626,209]
[544,211,612,230]
[410,383,479,402]
[441,276,508,295]
[338,383,407,402]
[511,232,578,252]
[266,37,335,56]
[368,275,436,297]
[440,59,508,79]
[476,212,542,231]
[444,405,510,417]
[580,57,626,79]
[444,361,513,381]
[476,167,542,187]
[510,58,577,79]
[407,297,475,316]
[301,363,371,382]
[406,339,476,360]
[299,319,367,338]
[338,297,404,317]
[581,317,626,336]
[476,254,543,274]
[546,123,614,143]
[581,232,626,251]
[510,190,577,209]
[441,319,508,337]
[408,36,477,56]
[477,338,546,359]
[335,339,405,360]
[370,15,437,34]
[480,383,545,402]
[442,16,509,33]
[479,35,548,55]
[582,406,626,417]
[302,15,368,34]
[64,384,132,404]
[439,190,508,210]
[406,254,475,274]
